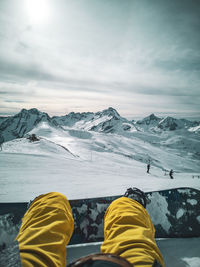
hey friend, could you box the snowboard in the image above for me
[0,187,200,245]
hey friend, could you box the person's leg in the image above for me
[16,192,74,267]
[101,197,164,267]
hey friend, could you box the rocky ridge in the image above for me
[0,108,199,144]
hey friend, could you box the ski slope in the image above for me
[0,117,200,266]
[0,122,199,202]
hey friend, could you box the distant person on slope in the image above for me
[169,169,174,179]
[15,189,164,267]
[147,163,150,173]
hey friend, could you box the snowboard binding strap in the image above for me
[124,187,147,208]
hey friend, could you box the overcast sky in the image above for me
[0,0,200,119]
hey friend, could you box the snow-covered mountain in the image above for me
[1,108,199,145]
[157,116,199,131]
[135,113,199,133]
[0,107,137,143]
[135,114,162,131]
[52,107,136,133]
[1,107,200,172]
[136,113,161,125]
[52,111,94,127]
[0,107,200,172]
[0,108,55,143]
[0,107,200,168]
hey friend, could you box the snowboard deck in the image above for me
[0,187,200,245]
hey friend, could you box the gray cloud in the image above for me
[5,100,25,103]
[0,0,200,118]
[0,59,53,82]
[154,58,200,72]
[0,91,8,95]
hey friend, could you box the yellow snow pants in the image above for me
[16,192,164,267]
[16,192,74,267]
[101,197,164,266]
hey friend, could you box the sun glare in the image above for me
[24,0,50,24]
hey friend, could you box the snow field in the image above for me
[0,116,200,266]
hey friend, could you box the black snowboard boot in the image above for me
[124,187,147,208]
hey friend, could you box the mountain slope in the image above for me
[157,116,198,131]
[2,136,75,159]
[0,108,199,147]
[0,108,54,143]
[53,107,137,133]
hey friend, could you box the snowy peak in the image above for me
[15,108,52,125]
[135,114,161,132]
[1,108,199,145]
[149,113,161,121]
[83,107,136,133]
[20,108,40,115]
[52,111,93,127]
[97,107,121,119]
[52,107,131,134]
[14,108,50,119]
[137,114,161,125]
[1,107,129,145]
[135,114,199,132]
[158,117,180,131]
[157,117,198,131]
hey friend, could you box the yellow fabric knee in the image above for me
[101,197,164,267]
[16,192,74,267]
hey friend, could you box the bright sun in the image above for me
[24,0,50,24]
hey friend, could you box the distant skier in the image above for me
[147,163,150,173]
[169,169,174,179]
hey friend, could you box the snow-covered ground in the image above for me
[0,121,200,202]
[0,110,200,266]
